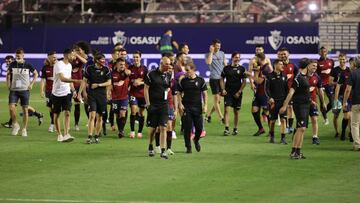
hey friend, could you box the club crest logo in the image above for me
[112,31,127,47]
[268,30,284,50]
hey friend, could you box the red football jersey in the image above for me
[317,58,334,86]
[129,64,148,98]
[283,62,297,89]
[111,70,130,101]
[309,73,322,102]
[40,65,54,93]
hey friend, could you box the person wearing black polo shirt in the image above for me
[220,52,246,136]
[178,63,208,153]
[144,56,172,159]
[280,58,314,159]
[265,59,288,144]
[343,56,360,151]
[79,53,111,144]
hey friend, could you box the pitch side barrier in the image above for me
[0,53,357,82]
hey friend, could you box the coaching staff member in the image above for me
[178,63,208,153]
[79,53,111,144]
[280,58,314,159]
[144,56,172,159]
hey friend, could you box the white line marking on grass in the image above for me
[0,198,196,203]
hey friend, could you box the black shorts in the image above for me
[209,79,221,95]
[9,90,30,106]
[224,92,242,110]
[293,103,310,128]
[112,99,129,114]
[45,92,53,108]
[52,94,72,114]
[269,100,287,121]
[309,104,319,117]
[252,94,269,110]
[88,93,107,114]
[73,87,81,103]
[146,104,169,128]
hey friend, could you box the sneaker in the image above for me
[37,113,44,126]
[106,119,110,124]
[62,134,74,142]
[75,125,80,131]
[288,127,294,134]
[349,133,354,143]
[312,137,320,145]
[1,122,12,128]
[253,128,265,136]
[11,123,20,136]
[129,131,135,139]
[137,132,143,139]
[21,129,28,137]
[57,134,63,142]
[86,137,93,144]
[172,131,177,139]
[269,136,274,143]
[290,152,300,159]
[280,138,288,145]
[94,137,100,144]
[340,134,346,141]
[323,118,329,125]
[118,131,124,139]
[154,146,161,154]
[224,129,230,136]
[186,147,192,153]
[160,152,168,159]
[200,130,206,138]
[194,140,201,152]
[48,124,54,133]
[299,153,306,159]
[206,116,211,123]
[166,148,175,155]
[232,129,238,136]
[148,150,155,157]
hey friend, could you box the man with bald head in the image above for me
[144,56,172,159]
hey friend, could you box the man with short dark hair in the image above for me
[7,48,38,137]
[343,56,360,151]
[52,48,81,142]
[178,63,208,153]
[205,39,227,124]
[79,53,112,144]
[220,52,246,136]
[144,56,172,159]
[157,29,179,56]
[40,51,57,132]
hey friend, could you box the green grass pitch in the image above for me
[0,82,359,203]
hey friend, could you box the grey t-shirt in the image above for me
[8,61,35,91]
[349,68,360,105]
[206,51,226,79]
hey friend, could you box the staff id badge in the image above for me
[164,90,168,100]
[15,80,22,88]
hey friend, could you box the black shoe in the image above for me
[290,152,300,160]
[224,129,230,136]
[349,133,354,142]
[269,136,275,143]
[232,129,238,136]
[37,113,44,126]
[148,150,155,157]
[186,147,192,153]
[206,116,211,123]
[160,152,169,159]
[280,138,288,145]
[340,134,346,141]
[299,153,306,159]
[312,137,320,145]
[1,122,12,128]
[253,129,265,136]
[94,137,100,144]
[334,132,340,139]
[194,140,201,152]
[118,131,124,139]
[86,137,93,144]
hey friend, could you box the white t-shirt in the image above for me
[52,60,72,97]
